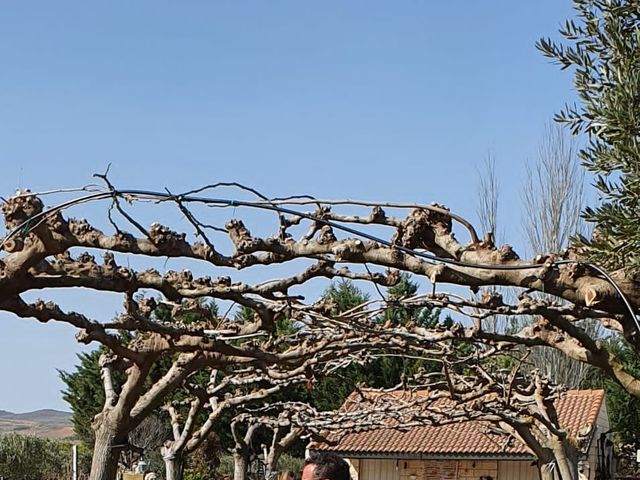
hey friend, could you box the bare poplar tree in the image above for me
[521,123,599,388]
[475,152,510,333]
[523,123,585,255]
[477,151,500,244]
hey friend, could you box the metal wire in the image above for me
[2,187,639,334]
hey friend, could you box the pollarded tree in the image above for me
[0,187,448,480]
[0,182,631,480]
[235,359,585,480]
[4,170,640,479]
[158,347,355,480]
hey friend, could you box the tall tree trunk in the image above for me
[89,424,126,480]
[233,451,249,480]
[264,464,278,480]
[553,440,578,480]
[537,450,578,480]
[162,447,185,480]
[264,446,280,480]
[539,464,558,480]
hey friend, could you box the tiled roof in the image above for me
[314,389,604,458]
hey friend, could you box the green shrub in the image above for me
[217,455,234,478]
[0,433,90,480]
[276,455,304,477]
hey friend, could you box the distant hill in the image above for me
[0,409,73,439]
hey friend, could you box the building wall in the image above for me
[583,400,611,480]
[497,461,539,480]
[350,458,539,480]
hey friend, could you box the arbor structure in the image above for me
[0,177,636,479]
[2,4,640,480]
[2,186,458,480]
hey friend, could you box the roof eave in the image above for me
[308,449,537,462]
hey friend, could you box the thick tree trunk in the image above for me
[553,441,578,480]
[89,425,126,480]
[264,465,278,480]
[233,451,249,480]
[539,464,558,480]
[162,449,185,480]
[537,451,578,480]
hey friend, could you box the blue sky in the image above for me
[0,1,580,412]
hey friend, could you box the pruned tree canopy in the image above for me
[3,4,640,480]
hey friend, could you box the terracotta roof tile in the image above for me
[315,389,604,458]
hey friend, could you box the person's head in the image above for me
[302,453,351,480]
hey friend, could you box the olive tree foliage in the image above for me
[538,0,640,272]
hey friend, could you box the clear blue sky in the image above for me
[0,1,579,412]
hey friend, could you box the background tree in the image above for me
[475,152,511,334]
[520,123,600,388]
[6,124,640,480]
[61,349,110,446]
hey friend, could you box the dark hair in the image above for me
[305,452,351,480]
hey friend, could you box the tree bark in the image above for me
[162,448,185,480]
[233,451,249,480]
[539,463,559,480]
[89,424,126,480]
[552,440,578,480]
[264,464,278,480]
[537,452,578,480]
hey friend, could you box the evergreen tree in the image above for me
[60,348,115,445]
[311,276,444,409]
[378,273,441,328]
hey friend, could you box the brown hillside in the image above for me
[0,410,73,439]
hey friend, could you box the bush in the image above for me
[276,455,304,478]
[216,455,234,478]
[0,433,90,480]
